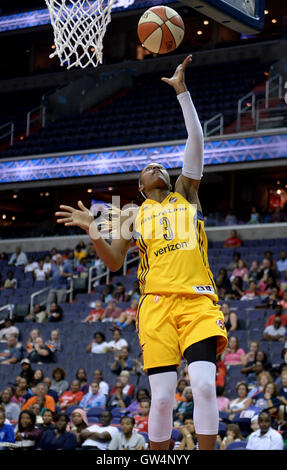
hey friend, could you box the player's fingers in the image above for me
[59,205,75,213]
[55,211,72,217]
[56,217,73,224]
[182,54,192,70]
[161,77,172,84]
[78,200,88,212]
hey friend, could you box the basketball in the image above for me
[137,6,185,55]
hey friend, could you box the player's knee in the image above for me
[191,376,215,402]
[152,391,174,411]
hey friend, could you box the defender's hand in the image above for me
[161,54,192,94]
[55,200,94,232]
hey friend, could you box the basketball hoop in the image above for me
[45,0,115,69]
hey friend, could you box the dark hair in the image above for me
[93,331,106,341]
[120,415,135,426]
[258,411,271,422]
[18,410,36,431]
[54,412,69,424]
[183,413,193,423]
[236,382,248,394]
[216,385,225,396]
[136,388,150,401]
[52,367,66,380]
[139,398,151,406]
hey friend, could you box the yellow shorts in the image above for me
[136,293,228,370]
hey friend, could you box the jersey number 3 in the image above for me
[160,217,174,241]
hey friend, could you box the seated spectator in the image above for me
[37,412,78,450]
[67,408,88,445]
[219,423,244,450]
[277,251,287,272]
[0,408,15,448]
[82,300,105,323]
[43,377,59,403]
[86,331,109,354]
[111,347,135,375]
[8,246,28,267]
[1,388,21,422]
[230,259,249,282]
[266,304,287,327]
[101,285,115,303]
[11,385,27,408]
[279,291,287,312]
[115,300,138,329]
[0,318,19,343]
[45,302,63,323]
[127,281,141,302]
[106,379,131,410]
[106,328,128,351]
[242,361,265,390]
[46,329,62,353]
[247,371,274,399]
[113,283,129,302]
[22,383,56,413]
[266,287,282,311]
[133,399,150,434]
[248,260,260,282]
[222,336,246,366]
[80,410,119,450]
[26,329,42,353]
[118,371,135,398]
[262,318,286,342]
[33,259,49,281]
[242,340,259,367]
[79,381,106,410]
[226,382,252,420]
[0,335,22,364]
[256,258,277,283]
[28,337,55,363]
[254,382,281,415]
[227,276,244,300]
[25,256,39,274]
[174,379,188,408]
[248,206,261,224]
[224,210,237,226]
[12,377,33,404]
[30,399,45,425]
[3,271,17,290]
[216,386,230,413]
[278,370,287,422]
[221,302,238,331]
[58,380,84,411]
[46,254,73,306]
[75,368,89,395]
[246,411,284,450]
[224,230,242,249]
[177,413,197,451]
[38,409,56,433]
[14,410,42,449]
[74,242,87,262]
[227,252,241,272]
[24,304,46,323]
[215,269,232,299]
[240,280,261,301]
[50,367,69,397]
[30,369,46,392]
[271,206,285,223]
[19,358,34,386]
[125,389,151,417]
[174,387,194,419]
[102,300,122,322]
[108,415,145,450]
[43,255,52,273]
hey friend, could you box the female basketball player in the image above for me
[55,54,228,450]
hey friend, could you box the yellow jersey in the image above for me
[134,191,218,302]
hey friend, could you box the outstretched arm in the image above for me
[162,54,203,209]
[55,201,133,272]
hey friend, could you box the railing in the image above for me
[26,105,46,137]
[0,121,14,146]
[123,253,140,276]
[255,99,287,131]
[30,278,74,313]
[88,267,110,294]
[0,304,14,320]
[265,74,283,109]
[203,114,224,137]
[236,92,256,132]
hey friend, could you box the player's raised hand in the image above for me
[161,54,192,94]
[55,200,94,232]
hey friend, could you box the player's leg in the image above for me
[184,337,218,450]
[148,366,178,450]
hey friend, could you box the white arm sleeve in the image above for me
[177,91,204,180]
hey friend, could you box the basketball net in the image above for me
[45,0,115,69]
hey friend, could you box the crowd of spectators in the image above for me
[205,204,287,227]
[0,238,287,451]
